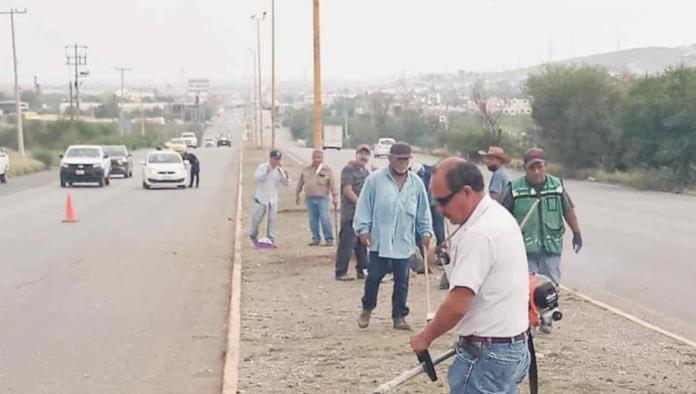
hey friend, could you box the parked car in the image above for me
[180,132,198,148]
[217,133,231,147]
[141,150,187,189]
[102,145,133,178]
[165,138,188,155]
[0,147,9,184]
[59,145,111,187]
[373,138,396,158]
[203,138,216,148]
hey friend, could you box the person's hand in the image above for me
[410,332,431,354]
[421,235,432,251]
[296,196,301,205]
[572,231,583,253]
[359,233,371,247]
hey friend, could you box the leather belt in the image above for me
[458,332,527,345]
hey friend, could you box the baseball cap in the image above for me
[523,148,545,166]
[269,150,282,159]
[356,144,371,153]
[389,142,412,158]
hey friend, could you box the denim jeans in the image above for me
[249,200,277,242]
[527,251,562,285]
[448,340,530,394]
[361,252,410,319]
[305,196,334,242]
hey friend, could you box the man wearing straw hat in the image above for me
[478,146,511,203]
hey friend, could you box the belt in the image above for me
[458,332,527,345]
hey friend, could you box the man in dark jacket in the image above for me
[185,152,200,188]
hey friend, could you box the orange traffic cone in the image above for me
[62,192,79,223]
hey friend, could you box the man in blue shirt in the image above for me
[478,146,510,202]
[249,150,289,245]
[354,143,433,331]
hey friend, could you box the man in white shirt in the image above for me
[249,150,289,245]
[410,157,530,393]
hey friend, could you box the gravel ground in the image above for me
[237,145,696,394]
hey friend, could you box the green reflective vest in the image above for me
[511,175,565,254]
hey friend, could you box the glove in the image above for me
[572,231,583,253]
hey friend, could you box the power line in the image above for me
[65,44,88,119]
[114,67,132,136]
[1,7,27,157]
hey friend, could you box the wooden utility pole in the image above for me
[312,0,323,149]
[271,0,277,150]
[2,8,27,156]
[252,12,266,149]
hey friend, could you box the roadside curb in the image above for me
[222,141,245,394]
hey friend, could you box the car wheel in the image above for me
[142,182,149,189]
[0,173,7,184]
[60,178,66,188]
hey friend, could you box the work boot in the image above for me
[324,240,334,247]
[356,309,371,329]
[335,274,354,281]
[393,317,412,331]
[356,270,366,280]
[308,240,320,246]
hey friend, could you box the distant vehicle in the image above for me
[59,145,111,187]
[141,150,187,190]
[180,132,198,148]
[323,125,343,150]
[373,138,396,158]
[203,138,216,148]
[0,147,9,184]
[217,133,231,147]
[165,138,188,155]
[102,145,133,178]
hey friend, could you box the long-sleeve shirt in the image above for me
[254,162,289,206]
[296,163,338,200]
[353,168,433,259]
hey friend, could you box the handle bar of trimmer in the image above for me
[372,349,456,393]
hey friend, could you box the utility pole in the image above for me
[139,88,145,137]
[250,49,259,148]
[114,67,131,136]
[1,8,27,157]
[65,44,88,119]
[271,0,277,150]
[312,0,323,149]
[252,12,266,149]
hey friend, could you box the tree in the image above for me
[525,65,622,169]
[617,67,696,185]
[471,80,504,146]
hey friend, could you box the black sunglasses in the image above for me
[434,187,462,207]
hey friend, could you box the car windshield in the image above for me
[148,153,181,164]
[103,146,127,157]
[170,138,185,144]
[65,148,101,158]
[379,139,395,145]
[181,133,195,138]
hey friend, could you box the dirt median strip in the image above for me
[237,144,696,393]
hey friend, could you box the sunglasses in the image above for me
[434,187,462,207]
[390,156,411,162]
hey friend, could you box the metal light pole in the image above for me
[312,0,323,149]
[251,12,266,149]
[249,48,259,148]
[1,8,27,156]
[114,67,131,136]
[271,0,277,150]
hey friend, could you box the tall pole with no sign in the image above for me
[2,8,27,157]
[312,0,323,149]
[251,12,266,149]
[114,67,131,136]
[271,0,277,150]
[250,49,259,148]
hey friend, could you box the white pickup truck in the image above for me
[0,147,9,184]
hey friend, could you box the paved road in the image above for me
[0,111,243,393]
[277,127,696,343]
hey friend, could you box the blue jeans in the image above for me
[448,340,530,394]
[527,251,562,285]
[249,200,277,242]
[361,252,410,319]
[305,196,334,242]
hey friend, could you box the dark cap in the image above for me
[523,148,545,166]
[389,142,412,158]
[356,144,371,153]
[269,150,282,160]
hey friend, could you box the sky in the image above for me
[1,0,696,89]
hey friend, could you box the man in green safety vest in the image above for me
[501,147,583,288]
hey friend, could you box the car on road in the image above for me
[141,150,187,190]
[217,133,232,147]
[203,138,216,148]
[373,138,396,158]
[180,132,198,148]
[0,147,9,184]
[59,145,111,187]
[165,138,188,155]
[102,145,133,178]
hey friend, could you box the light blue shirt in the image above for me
[489,167,510,198]
[353,168,433,259]
[254,162,288,206]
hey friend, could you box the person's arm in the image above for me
[562,187,582,252]
[254,163,267,182]
[489,173,505,203]
[342,185,359,203]
[328,169,339,207]
[340,167,359,203]
[353,175,375,246]
[410,287,474,352]
[295,171,305,204]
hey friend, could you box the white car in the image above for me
[0,147,9,184]
[180,132,198,148]
[203,138,216,148]
[373,138,396,158]
[59,145,111,187]
[142,150,188,189]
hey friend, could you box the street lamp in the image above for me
[251,11,266,148]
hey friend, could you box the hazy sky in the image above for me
[1,0,696,88]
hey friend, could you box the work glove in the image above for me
[572,231,583,253]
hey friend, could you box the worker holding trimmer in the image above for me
[409,158,530,393]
